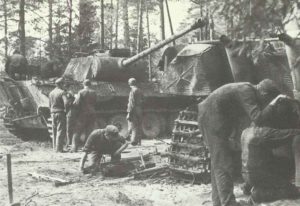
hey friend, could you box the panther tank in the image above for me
[1,19,207,140]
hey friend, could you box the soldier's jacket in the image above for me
[127,86,144,115]
[241,126,300,174]
[83,129,125,154]
[49,87,67,113]
[74,87,97,114]
[198,82,275,146]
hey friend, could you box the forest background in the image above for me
[0,0,297,72]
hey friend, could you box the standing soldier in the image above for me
[49,78,68,152]
[198,79,285,206]
[5,50,28,80]
[65,90,77,148]
[72,79,97,152]
[127,78,144,146]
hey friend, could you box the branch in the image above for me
[26,8,49,25]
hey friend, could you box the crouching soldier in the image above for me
[241,98,300,204]
[79,125,129,174]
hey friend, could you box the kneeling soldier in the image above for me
[80,125,129,174]
[241,98,300,204]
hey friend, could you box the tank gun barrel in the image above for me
[121,18,208,67]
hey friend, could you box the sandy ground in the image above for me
[1,122,300,206]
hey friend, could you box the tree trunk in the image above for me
[209,14,214,40]
[4,0,8,58]
[55,0,63,59]
[146,6,152,81]
[199,2,203,40]
[230,16,234,39]
[165,0,175,45]
[19,0,26,56]
[137,0,144,52]
[67,0,73,57]
[205,1,209,40]
[159,0,165,40]
[122,0,130,48]
[100,0,105,50]
[109,0,113,49]
[48,0,53,58]
[114,0,119,48]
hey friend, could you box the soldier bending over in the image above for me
[80,125,129,174]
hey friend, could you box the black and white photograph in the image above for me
[1,0,300,205]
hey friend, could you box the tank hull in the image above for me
[1,76,197,141]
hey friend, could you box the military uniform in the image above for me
[72,86,97,151]
[65,92,77,146]
[127,85,144,145]
[198,82,278,206]
[49,86,67,152]
[5,53,28,80]
[82,128,126,171]
[241,127,300,203]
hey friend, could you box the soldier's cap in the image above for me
[257,79,280,96]
[128,78,136,86]
[104,125,119,139]
[83,79,91,86]
[55,77,64,85]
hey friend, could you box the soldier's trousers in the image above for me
[128,114,143,145]
[72,113,96,151]
[66,112,76,146]
[87,142,123,172]
[243,170,299,203]
[52,112,66,152]
[199,124,238,206]
[293,135,300,187]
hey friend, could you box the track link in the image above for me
[168,109,211,184]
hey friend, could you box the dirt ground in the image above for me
[1,122,300,206]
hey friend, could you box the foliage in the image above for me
[0,0,296,70]
[184,0,297,40]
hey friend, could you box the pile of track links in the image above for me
[168,109,211,184]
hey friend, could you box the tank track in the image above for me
[168,109,211,184]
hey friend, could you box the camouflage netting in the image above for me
[224,40,294,97]
[161,44,233,96]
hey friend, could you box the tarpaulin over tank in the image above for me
[224,39,294,97]
[0,72,12,107]
[161,44,233,96]
[63,55,148,82]
[252,41,294,97]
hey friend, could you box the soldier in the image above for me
[72,79,97,152]
[127,78,144,146]
[65,90,77,147]
[198,79,285,206]
[79,125,129,174]
[5,50,28,80]
[241,98,300,204]
[49,77,68,152]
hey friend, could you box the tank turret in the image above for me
[63,19,208,82]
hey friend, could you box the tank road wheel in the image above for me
[109,114,128,137]
[95,117,107,129]
[142,113,165,139]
